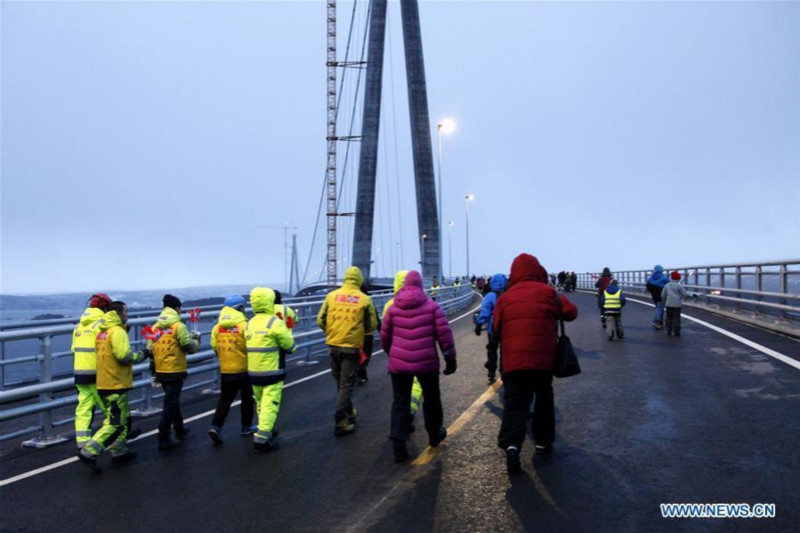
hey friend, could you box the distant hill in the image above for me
[0,283,282,313]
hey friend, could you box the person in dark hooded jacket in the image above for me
[595,267,613,328]
[492,253,578,474]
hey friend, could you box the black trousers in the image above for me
[498,370,555,450]
[390,372,442,442]
[212,376,255,429]
[485,339,499,374]
[665,307,683,333]
[159,379,185,441]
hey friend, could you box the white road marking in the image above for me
[0,300,482,488]
[625,296,800,371]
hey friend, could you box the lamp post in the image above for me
[465,195,474,279]
[448,221,455,281]
[420,234,427,272]
[437,119,456,282]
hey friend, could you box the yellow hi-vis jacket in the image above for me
[603,289,623,311]
[211,306,247,379]
[317,266,377,350]
[246,287,297,385]
[148,307,198,380]
[274,303,298,329]
[96,310,143,392]
[431,284,440,297]
[72,307,105,384]
[382,270,409,317]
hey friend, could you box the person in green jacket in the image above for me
[78,301,144,472]
[71,293,111,449]
[246,287,296,453]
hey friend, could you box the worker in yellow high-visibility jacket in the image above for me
[71,293,111,448]
[246,287,296,453]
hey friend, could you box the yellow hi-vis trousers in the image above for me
[253,382,283,443]
[410,377,423,415]
[75,384,105,448]
[82,393,130,457]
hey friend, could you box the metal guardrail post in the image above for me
[22,335,67,448]
[0,340,5,390]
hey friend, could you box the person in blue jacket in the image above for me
[474,273,507,384]
[646,264,669,329]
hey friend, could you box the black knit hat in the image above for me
[163,294,182,310]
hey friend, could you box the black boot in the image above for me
[393,440,409,463]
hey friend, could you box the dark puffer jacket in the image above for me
[492,254,578,373]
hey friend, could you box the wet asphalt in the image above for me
[1,291,799,533]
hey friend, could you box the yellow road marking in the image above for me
[411,379,503,465]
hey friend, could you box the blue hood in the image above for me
[606,284,621,295]
[489,273,507,292]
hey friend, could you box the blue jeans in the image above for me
[653,300,665,325]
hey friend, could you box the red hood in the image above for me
[508,253,548,287]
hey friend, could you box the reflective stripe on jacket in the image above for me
[72,307,105,384]
[274,304,297,329]
[603,289,622,310]
[246,314,297,385]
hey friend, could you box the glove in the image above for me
[443,358,457,375]
[474,323,482,336]
[150,377,161,389]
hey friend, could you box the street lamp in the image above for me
[465,195,474,279]
[420,234,428,271]
[448,221,455,281]
[437,119,456,282]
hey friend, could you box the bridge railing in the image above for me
[576,259,800,336]
[0,285,474,447]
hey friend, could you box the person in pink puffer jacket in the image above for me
[381,270,457,463]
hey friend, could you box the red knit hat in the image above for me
[88,293,112,309]
[670,271,681,280]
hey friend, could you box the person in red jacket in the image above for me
[492,253,578,475]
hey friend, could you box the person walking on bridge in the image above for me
[383,270,423,431]
[595,267,613,328]
[78,301,144,471]
[72,293,111,449]
[492,253,578,474]
[208,294,256,444]
[273,290,298,329]
[662,271,691,336]
[317,266,378,436]
[601,279,627,340]
[646,265,669,329]
[148,294,200,450]
[246,287,296,452]
[381,270,457,463]
[474,273,507,385]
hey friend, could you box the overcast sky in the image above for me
[2,0,798,295]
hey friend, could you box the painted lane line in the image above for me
[625,296,800,371]
[1,300,483,488]
[411,379,503,466]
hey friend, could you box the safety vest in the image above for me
[215,325,247,375]
[431,284,440,297]
[603,289,622,310]
[96,327,134,391]
[72,315,102,384]
[246,314,296,385]
[274,303,297,329]
[152,324,188,376]
[454,280,461,286]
